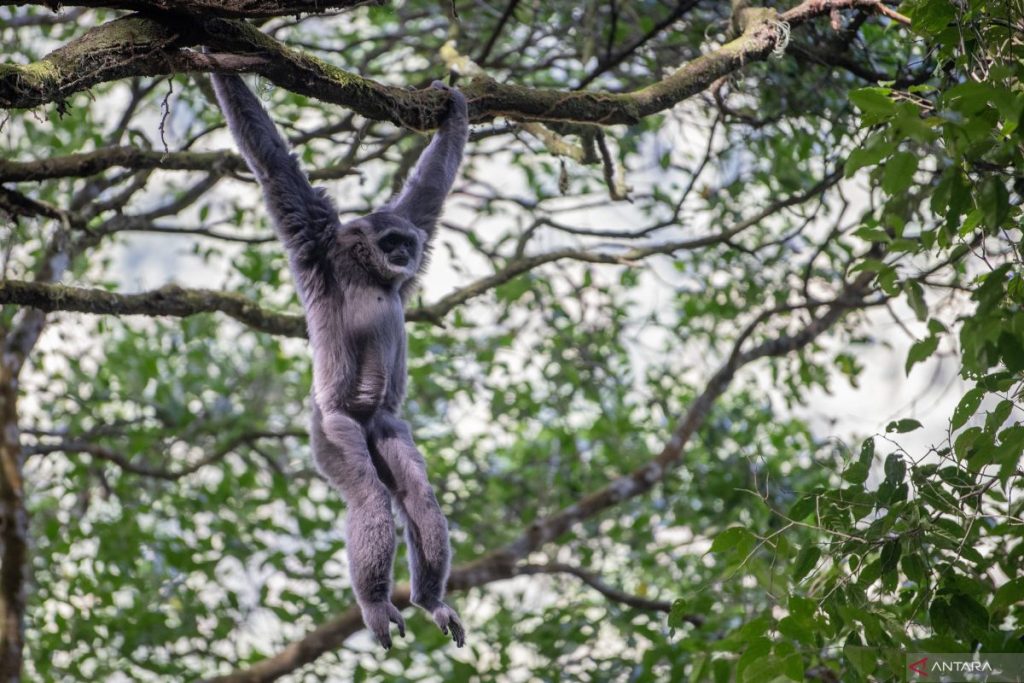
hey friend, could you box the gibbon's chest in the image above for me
[308,288,403,342]
[339,290,405,347]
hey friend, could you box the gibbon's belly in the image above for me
[339,292,405,416]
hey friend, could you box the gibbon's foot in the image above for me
[432,603,466,648]
[362,601,406,649]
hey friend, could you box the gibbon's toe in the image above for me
[432,604,466,647]
[388,603,406,639]
[362,601,404,649]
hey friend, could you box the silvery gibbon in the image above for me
[211,72,469,649]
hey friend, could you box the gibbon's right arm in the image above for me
[209,73,338,250]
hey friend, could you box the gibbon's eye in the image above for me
[378,232,416,254]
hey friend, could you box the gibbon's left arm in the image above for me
[385,81,469,258]
[210,73,338,256]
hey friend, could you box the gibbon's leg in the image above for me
[310,401,405,648]
[367,413,465,647]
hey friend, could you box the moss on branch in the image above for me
[0,15,183,113]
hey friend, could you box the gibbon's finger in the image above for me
[448,615,466,648]
[389,604,406,638]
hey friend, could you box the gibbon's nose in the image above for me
[379,231,415,251]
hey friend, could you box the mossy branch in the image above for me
[0,0,908,126]
[0,281,309,337]
[0,145,360,182]
[0,0,377,18]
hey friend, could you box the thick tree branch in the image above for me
[0,205,74,683]
[0,147,248,183]
[0,281,309,337]
[0,364,27,681]
[0,146,363,183]
[0,0,907,125]
[0,1,376,18]
[204,278,876,683]
[0,186,68,221]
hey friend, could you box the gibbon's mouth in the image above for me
[389,253,411,267]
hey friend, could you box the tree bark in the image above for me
[0,363,27,683]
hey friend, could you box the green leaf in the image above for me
[905,281,928,321]
[844,461,870,484]
[853,226,892,243]
[979,176,1010,231]
[886,419,922,433]
[992,578,1024,612]
[711,527,757,555]
[845,144,890,177]
[884,453,907,483]
[788,494,818,522]
[951,387,984,430]
[929,597,954,637]
[844,643,878,676]
[948,593,989,640]
[737,637,773,682]
[879,538,901,574]
[882,151,919,195]
[778,616,815,646]
[668,599,695,629]
[906,336,939,374]
[901,554,927,584]
[792,546,821,583]
[953,426,983,460]
[774,641,805,681]
[850,87,897,116]
[859,438,875,466]
[495,276,533,303]
[906,0,955,36]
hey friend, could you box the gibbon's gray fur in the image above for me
[210,72,468,649]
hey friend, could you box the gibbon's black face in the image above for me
[377,228,419,268]
[347,213,425,283]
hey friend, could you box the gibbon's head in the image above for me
[345,212,425,285]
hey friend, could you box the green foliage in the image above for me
[2,0,1022,680]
